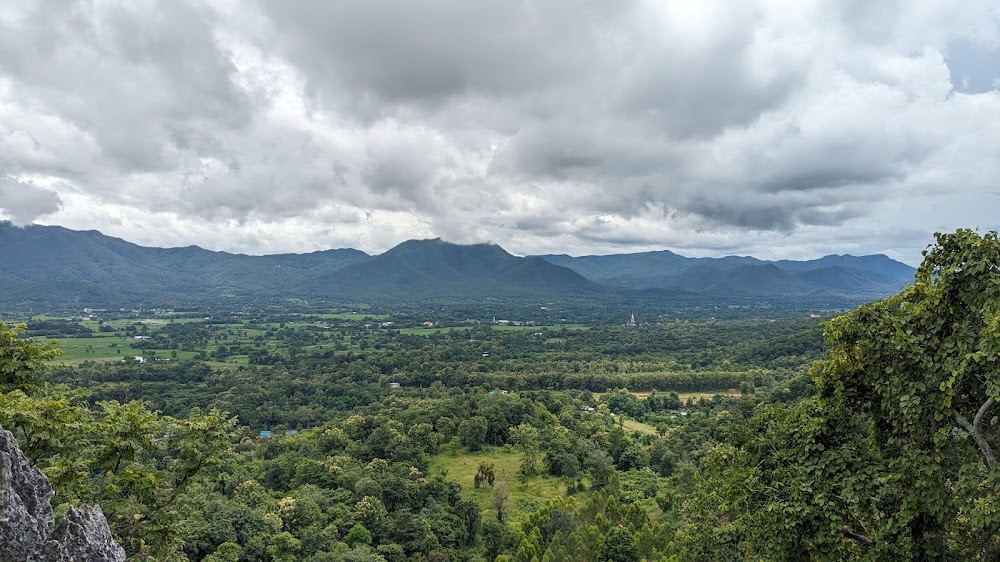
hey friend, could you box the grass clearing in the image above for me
[677,390,742,403]
[430,447,574,523]
[202,360,243,370]
[39,336,139,361]
[620,418,659,435]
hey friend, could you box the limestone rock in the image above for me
[0,426,125,562]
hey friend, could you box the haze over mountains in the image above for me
[0,223,915,308]
[538,250,914,295]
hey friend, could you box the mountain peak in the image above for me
[383,238,506,256]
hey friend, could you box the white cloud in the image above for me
[0,0,996,262]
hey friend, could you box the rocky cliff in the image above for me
[0,425,125,562]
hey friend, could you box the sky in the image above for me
[1,1,999,264]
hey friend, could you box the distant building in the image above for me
[259,431,272,438]
[626,312,638,327]
[133,356,146,363]
[389,382,401,389]
[133,335,152,340]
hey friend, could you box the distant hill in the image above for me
[669,262,821,296]
[538,248,915,298]
[0,223,368,307]
[308,238,602,299]
[0,224,599,307]
[541,250,693,290]
[0,222,916,308]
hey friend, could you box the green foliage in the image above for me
[0,318,60,393]
[344,524,373,547]
[203,542,241,562]
[3,283,879,561]
[474,462,496,488]
[459,416,489,451]
[0,386,90,468]
[267,531,302,562]
[510,423,541,477]
[679,229,1000,560]
[0,320,237,560]
[599,527,640,562]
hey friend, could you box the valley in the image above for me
[1,229,996,561]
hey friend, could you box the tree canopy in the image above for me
[679,229,1000,561]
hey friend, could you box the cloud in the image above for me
[0,179,62,225]
[0,0,997,262]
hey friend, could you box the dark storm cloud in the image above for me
[258,0,626,107]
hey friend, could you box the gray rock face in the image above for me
[0,426,125,562]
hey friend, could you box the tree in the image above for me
[0,321,236,559]
[587,450,615,490]
[474,462,496,488]
[599,527,639,562]
[458,416,488,451]
[203,542,241,562]
[344,524,373,547]
[683,229,1000,560]
[0,319,59,393]
[267,531,302,562]
[813,229,1000,559]
[510,423,541,477]
[491,480,510,523]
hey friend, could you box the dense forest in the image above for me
[0,229,997,561]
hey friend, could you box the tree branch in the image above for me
[843,529,874,548]
[974,396,995,434]
[954,396,996,470]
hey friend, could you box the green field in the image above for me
[40,335,140,362]
[430,447,576,523]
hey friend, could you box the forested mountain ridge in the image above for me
[0,222,912,308]
[0,222,369,305]
[304,238,603,299]
[538,248,914,295]
[0,224,599,306]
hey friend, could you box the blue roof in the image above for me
[259,431,272,437]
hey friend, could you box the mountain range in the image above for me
[538,250,914,295]
[0,222,916,308]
